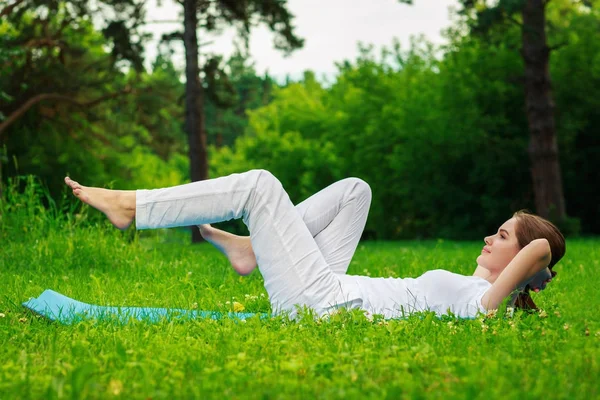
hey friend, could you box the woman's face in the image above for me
[476,217,521,275]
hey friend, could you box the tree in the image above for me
[0,2,192,202]
[204,50,276,149]
[0,0,150,197]
[0,0,149,135]
[161,0,304,242]
[214,7,600,238]
[454,0,585,223]
[399,0,583,223]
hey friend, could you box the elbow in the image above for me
[529,238,552,264]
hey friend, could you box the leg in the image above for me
[68,170,358,318]
[295,178,372,274]
[199,178,372,276]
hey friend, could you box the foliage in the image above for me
[204,50,277,149]
[159,0,304,55]
[1,0,149,70]
[2,1,600,239]
[207,3,600,238]
[210,38,530,238]
[549,2,600,234]
[0,7,188,195]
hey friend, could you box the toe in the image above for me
[68,178,82,190]
[65,177,78,189]
[73,188,89,203]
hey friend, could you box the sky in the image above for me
[141,0,460,81]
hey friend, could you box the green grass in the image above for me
[1,179,599,399]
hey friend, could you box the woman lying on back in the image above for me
[64,170,565,319]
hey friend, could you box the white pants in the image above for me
[135,170,371,318]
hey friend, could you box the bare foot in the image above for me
[65,177,136,230]
[198,224,257,275]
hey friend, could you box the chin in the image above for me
[476,260,492,273]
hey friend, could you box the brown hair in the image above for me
[512,210,566,311]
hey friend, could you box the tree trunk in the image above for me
[183,0,208,243]
[216,108,223,148]
[0,144,5,199]
[521,0,566,221]
[0,155,3,199]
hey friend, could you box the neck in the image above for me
[473,265,496,284]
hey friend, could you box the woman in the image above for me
[64,170,565,319]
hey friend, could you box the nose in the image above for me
[484,236,492,245]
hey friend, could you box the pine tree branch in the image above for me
[0,88,134,140]
[548,41,568,52]
[57,16,76,35]
[23,38,69,50]
[506,14,523,28]
[0,0,26,18]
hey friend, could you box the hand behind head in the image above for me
[526,267,553,293]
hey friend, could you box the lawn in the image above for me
[1,186,598,399]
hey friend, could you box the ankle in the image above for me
[198,224,212,239]
[117,191,136,212]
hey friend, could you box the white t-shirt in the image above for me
[337,269,492,319]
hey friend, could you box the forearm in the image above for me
[502,239,551,286]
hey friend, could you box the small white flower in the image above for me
[505,307,515,318]
[0,313,5,318]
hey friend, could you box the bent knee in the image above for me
[250,169,283,192]
[345,177,372,202]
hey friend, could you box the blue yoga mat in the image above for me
[22,290,268,324]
